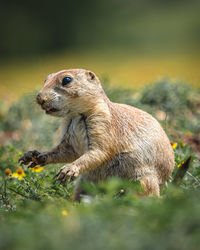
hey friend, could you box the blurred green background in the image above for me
[0,0,200,99]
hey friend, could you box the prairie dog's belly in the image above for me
[62,115,89,156]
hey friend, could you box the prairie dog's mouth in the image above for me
[44,107,60,114]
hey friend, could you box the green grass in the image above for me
[0,79,200,250]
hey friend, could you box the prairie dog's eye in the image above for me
[62,77,72,86]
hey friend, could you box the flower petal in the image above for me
[62,210,68,216]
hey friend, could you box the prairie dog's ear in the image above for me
[86,71,96,81]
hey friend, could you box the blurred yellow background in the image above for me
[0,0,200,99]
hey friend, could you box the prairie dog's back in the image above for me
[109,102,164,140]
[108,102,174,183]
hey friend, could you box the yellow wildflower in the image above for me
[5,168,12,177]
[177,161,184,168]
[62,210,68,216]
[12,169,26,180]
[172,142,178,150]
[31,166,44,173]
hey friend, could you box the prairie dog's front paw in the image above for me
[56,165,80,182]
[36,153,47,166]
[18,150,47,167]
[18,150,40,167]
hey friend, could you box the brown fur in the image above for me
[19,69,174,200]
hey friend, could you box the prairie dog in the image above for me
[19,69,174,200]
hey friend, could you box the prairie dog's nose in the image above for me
[36,92,45,105]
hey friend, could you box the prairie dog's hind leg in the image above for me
[140,175,160,196]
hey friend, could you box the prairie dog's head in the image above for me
[36,69,105,117]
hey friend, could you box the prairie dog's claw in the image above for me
[56,165,79,182]
[28,162,37,168]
